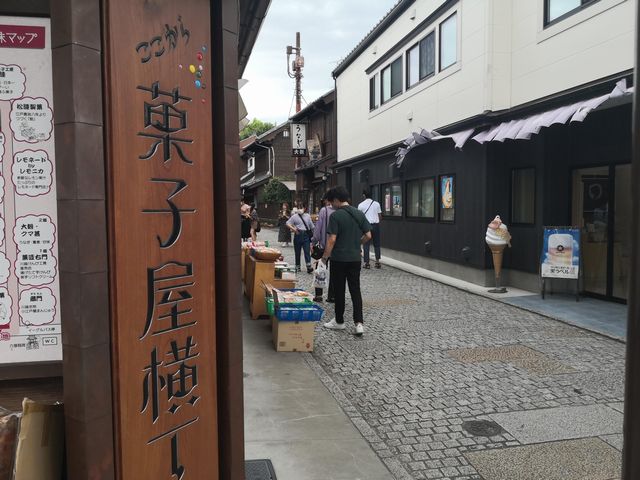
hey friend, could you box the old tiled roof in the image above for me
[332,0,415,78]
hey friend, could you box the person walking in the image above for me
[241,201,252,242]
[321,186,372,336]
[286,204,315,273]
[358,189,382,269]
[277,203,292,247]
[250,204,260,242]
[311,193,335,302]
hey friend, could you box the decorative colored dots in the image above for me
[201,83,206,90]
[178,64,183,69]
[195,80,202,88]
[197,52,203,61]
[201,45,207,52]
[189,64,196,73]
[201,99,206,104]
[195,71,202,79]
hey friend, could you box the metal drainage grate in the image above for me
[462,420,505,437]
[245,459,277,480]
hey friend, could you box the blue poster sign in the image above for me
[541,228,580,279]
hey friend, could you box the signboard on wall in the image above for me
[0,17,61,364]
[291,122,307,156]
[105,1,218,477]
[541,227,580,279]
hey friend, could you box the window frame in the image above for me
[381,182,403,218]
[438,173,456,224]
[406,43,420,90]
[405,177,436,220]
[405,31,436,91]
[438,12,458,72]
[380,56,403,105]
[544,0,600,27]
[369,73,379,111]
[510,167,537,226]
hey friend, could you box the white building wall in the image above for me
[509,0,633,106]
[337,0,491,162]
[336,0,634,163]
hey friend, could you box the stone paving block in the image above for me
[447,345,576,375]
[601,433,624,451]
[464,437,621,480]
[490,404,623,444]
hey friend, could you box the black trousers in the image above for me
[331,261,363,324]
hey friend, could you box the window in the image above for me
[369,73,379,110]
[419,32,436,80]
[383,183,402,216]
[439,13,457,71]
[381,57,403,104]
[247,156,255,172]
[545,0,597,25]
[511,168,536,224]
[406,32,435,89]
[406,44,420,88]
[407,178,435,218]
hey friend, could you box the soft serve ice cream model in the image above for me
[485,215,511,247]
[485,215,511,293]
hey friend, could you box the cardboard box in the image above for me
[271,316,316,352]
[13,399,64,480]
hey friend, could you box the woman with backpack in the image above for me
[286,203,314,273]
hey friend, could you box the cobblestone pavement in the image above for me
[258,229,626,480]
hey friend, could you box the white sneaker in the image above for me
[323,318,346,330]
[355,323,364,336]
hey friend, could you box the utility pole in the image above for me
[286,32,304,113]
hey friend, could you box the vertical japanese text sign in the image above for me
[290,123,307,157]
[104,1,218,478]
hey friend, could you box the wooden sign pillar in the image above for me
[104,1,218,478]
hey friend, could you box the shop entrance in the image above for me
[571,164,631,301]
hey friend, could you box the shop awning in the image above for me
[395,128,474,167]
[395,79,633,167]
[469,80,633,146]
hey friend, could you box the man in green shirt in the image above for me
[321,186,372,336]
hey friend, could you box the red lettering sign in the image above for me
[0,25,46,49]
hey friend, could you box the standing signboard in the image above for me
[104,2,218,478]
[540,227,581,299]
[291,123,307,156]
[0,17,62,364]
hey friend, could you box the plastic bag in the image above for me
[0,408,20,480]
[313,260,329,290]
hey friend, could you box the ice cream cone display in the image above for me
[486,216,511,293]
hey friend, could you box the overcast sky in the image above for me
[241,0,399,125]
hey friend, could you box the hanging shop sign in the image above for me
[0,17,61,365]
[291,122,307,156]
[541,227,580,279]
[105,1,218,477]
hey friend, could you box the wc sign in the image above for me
[290,123,307,157]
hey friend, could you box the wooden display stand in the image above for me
[245,255,295,319]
